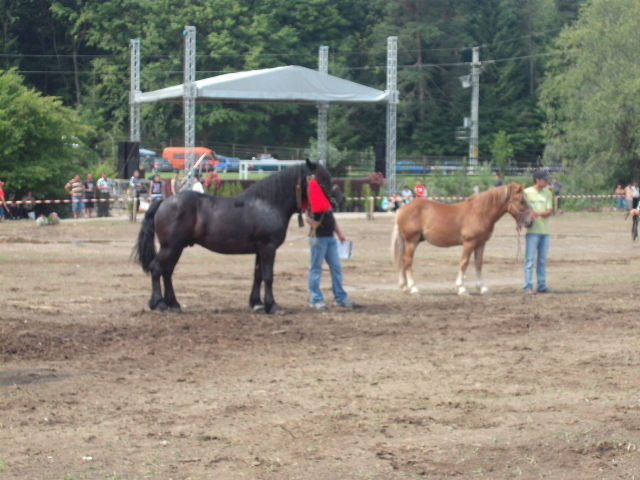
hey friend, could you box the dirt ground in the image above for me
[2,209,640,480]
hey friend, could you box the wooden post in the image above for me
[367,196,374,221]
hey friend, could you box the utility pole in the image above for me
[469,46,480,165]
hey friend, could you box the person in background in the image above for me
[414,180,426,199]
[7,193,20,218]
[381,196,395,212]
[615,183,626,210]
[494,173,503,187]
[306,175,355,311]
[523,169,555,294]
[97,172,114,217]
[549,177,564,213]
[0,180,5,221]
[84,173,96,218]
[633,182,640,210]
[400,185,413,203]
[21,191,36,219]
[625,183,633,212]
[129,170,142,198]
[150,174,164,202]
[192,175,204,193]
[393,192,404,211]
[65,174,86,219]
[170,170,181,196]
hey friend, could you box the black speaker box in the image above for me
[374,142,386,174]
[117,142,140,179]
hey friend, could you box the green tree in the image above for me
[539,0,640,188]
[0,69,93,198]
[490,130,514,173]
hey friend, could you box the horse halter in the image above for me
[506,190,530,225]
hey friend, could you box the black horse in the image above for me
[133,159,342,314]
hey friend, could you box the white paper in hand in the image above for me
[338,240,353,259]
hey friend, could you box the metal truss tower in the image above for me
[385,36,399,194]
[129,38,141,142]
[317,45,329,165]
[183,26,197,171]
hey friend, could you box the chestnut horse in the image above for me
[392,182,534,295]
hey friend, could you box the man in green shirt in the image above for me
[524,169,554,294]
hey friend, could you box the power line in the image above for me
[11,47,564,77]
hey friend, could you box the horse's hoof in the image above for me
[479,287,491,295]
[168,304,182,312]
[457,288,469,296]
[252,303,265,312]
[151,300,168,312]
[409,286,420,294]
[266,304,284,315]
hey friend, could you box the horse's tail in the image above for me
[391,216,405,273]
[132,199,163,274]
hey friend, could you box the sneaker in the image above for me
[310,301,328,311]
[334,299,355,307]
[524,288,535,295]
[537,287,555,294]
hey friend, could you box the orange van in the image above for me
[161,146,218,170]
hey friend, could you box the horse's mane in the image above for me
[469,185,510,214]
[240,163,310,203]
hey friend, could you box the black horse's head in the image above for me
[305,159,344,209]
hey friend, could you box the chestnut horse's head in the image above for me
[506,183,534,228]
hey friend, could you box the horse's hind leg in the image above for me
[161,246,184,311]
[403,240,420,294]
[258,247,281,314]
[148,259,167,311]
[148,244,183,312]
[474,244,490,294]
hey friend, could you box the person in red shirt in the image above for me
[414,180,426,198]
[0,180,7,221]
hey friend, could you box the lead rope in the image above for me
[296,173,304,227]
[508,198,523,262]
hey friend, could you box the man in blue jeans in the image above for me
[524,169,555,294]
[306,176,355,311]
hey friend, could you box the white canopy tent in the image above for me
[137,65,391,105]
[130,33,399,191]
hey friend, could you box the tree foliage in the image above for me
[540,0,640,187]
[0,68,93,198]
[1,0,592,197]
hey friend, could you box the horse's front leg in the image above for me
[456,242,475,296]
[249,253,264,311]
[259,247,281,314]
[474,243,490,294]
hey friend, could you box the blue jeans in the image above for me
[308,236,349,304]
[71,198,85,212]
[524,233,550,291]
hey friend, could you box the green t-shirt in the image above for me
[525,185,553,235]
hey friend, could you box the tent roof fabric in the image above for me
[137,65,390,105]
